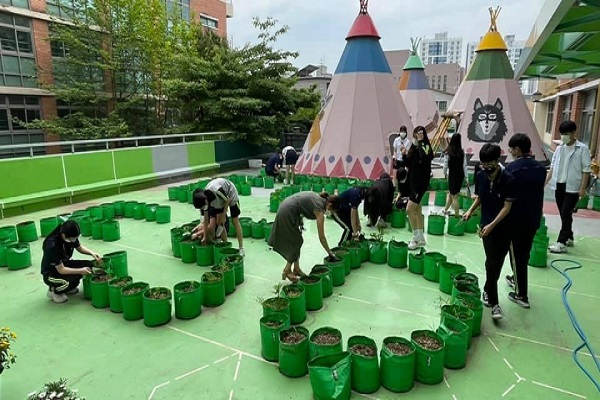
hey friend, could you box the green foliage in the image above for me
[27,378,85,400]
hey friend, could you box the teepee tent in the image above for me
[398,38,439,134]
[295,0,413,179]
[446,7,548,162]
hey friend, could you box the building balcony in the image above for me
[222,0,233,17]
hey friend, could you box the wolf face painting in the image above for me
[467,98,507,143]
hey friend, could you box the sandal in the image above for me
[282,270,299,283]
[293,270,307,278]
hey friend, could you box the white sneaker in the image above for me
[408,240,421,250]
[549,242,568,253]
[566,239,574,247]
[46,289,53,299]
[239,248,245,257]
[66,287,80,295]
[51,292,68,303]
[215,225,224,238]
[417,235,427,247]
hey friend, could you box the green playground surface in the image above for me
[1,173,599,399]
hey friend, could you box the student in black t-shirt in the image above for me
[463,144,515,320]
[265,152,283,181]
[41,220,102,304]
[331,187,365,246]
[504,134,546,309]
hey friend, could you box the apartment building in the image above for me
[419,32,462,65]
[466,34,525,71]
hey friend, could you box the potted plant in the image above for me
[309,327,343,360]
[380,336,416,393]
[27,379,84,400]
[279,326,310,378]
[260,283,291,320]
[329,247,350,275]
[282,284,306,324]
[222,254,244,285]
[341,240,361,269]
[143,287,172,327]
[310,265,333,297]
[108,276,133,313]
[408,248,425,274]
[213,241,233,265]
[411,330,445,385]
[90,265,114,309]
[427,211,446,236]
[348,336,380,394]
[201,271,225,307]
[121,282,150,321]
[423,252,447,283]
[212,263,235,295]
[0,327,17,375]
[259,313,290,362]
[299,275,323,311]
[388,239,408,269]
[173,281,202,320]
[368,228,388,264]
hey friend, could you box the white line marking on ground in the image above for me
[531,381,587,399]
[494,332,598,357]
[353,272,440,292]
[167,326,275,365]
[487,337,500,352]
[515,373,525,382]
[338,295,375,306]
[503,358,513,370]
[175,365,209,381]
[452,395,458,400]
[244,273,271,282]
[338,295,436,318]
[444,377,451,389]
[148,381,170,399]
[354,393,382,400]
[213,353,237,365]
[228,389,234,400]
[233,353,242,381]
[112,243,178,259]
[529,283,600,299]
[502,384,516,397]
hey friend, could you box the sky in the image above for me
[227,0,547,71]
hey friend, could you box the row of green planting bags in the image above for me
[258,273,483,398]
[575,194,600,211]
[82,250,245,326]
[167,175,271,202]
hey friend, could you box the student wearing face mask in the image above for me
[41,220,101,304]
[463,144,515,320]
[392,126,412,190]
[546,121,592,253]
[405,125,434,250]
[504,134,546,309]
[268,191,338,282]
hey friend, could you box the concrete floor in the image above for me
[0,171,599,399]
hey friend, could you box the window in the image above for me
[0,0,29,8]
[437,75,441,90]
[443,75,447,92]
[200,15,218,29]
[579,90,596,146]
[0,13,37,88]
[561,95,572,122]
[545,100,555,134]
[0,96,43,155]
[166,0,191,20]
[437,101,447,112]
[56,99,107,119]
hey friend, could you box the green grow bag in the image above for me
[40,216,59,237]
[348,336,380,394]
[460,195,474,211]
[269,196,280,213]
[180,240,197,264]
[0,238,16,267]
[369,240,388,264]
[143,287,172,327]
[438,179,449,190]
[101,203,115,220]
[240,219,252,238]
[408,250,425,274]
[313,183,323,193]
[108,276,133,313]
[342,241,361,269]
[447,216,465,236]
[91,275,111,308]
[103,250,128,278]
[123,201,138,218]
[213,242,233,265]
[593,196,600,211]
[264,176,275,189]
[121,283,149,321]
[388,241,408,268]
[223,255,244,285]
[6,243,32,270]
[324,256,345,287]
[311,265,333,297]
[331,247,351,275]
[302,182,312,191]
[16,221,38,242]
[391,209,406,229]
[411,330,445,385]
[212,264,235,295]
[337,183,349,193]
[441,304,475,346]
[423,252,447,282]
[437,316,469,369]
[309,327,343,360]
[202,272,225,307]
[420,191,430,206]
[282,284,306,324]
[429,179,439,191]
[528,239,548,267]
[102,220,120,242]
[168,186,179,201]
[251,221,266,239]
[87,206,103,219]
[82,275,92,300]
[133,203,146,220]
[427,214,445,236]
[380,336,416,393]
[79,217,92,237]
[453,293,483,337]
[439,262,467,294]
[465,214,480,233]
[434,190,447,207]
[196,243,214,266]
[359,240,369,262]
[300,275,323,311]
[308,352,352,400]
[240,183,252,196]
[144,203,159,222]
[577,194,589,209]
[260,313,291,362]
[0,226,18,243]
[155,205,171,224]
[279,326,310,378]
[264,222,274,243]
[324,183,335,195]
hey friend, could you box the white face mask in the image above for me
[560,134,571,144]
[399,132,407,139]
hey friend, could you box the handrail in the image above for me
[0,131,233,158]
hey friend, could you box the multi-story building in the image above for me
[294,64,332,105]
[0,0,232,151]
[419,32,462,65]
[385,50,465,95]
[466,34,525,71]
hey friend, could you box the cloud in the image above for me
[228,0,546,70]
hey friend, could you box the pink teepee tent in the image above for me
[295,0,413,179]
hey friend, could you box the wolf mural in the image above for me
[467,98,508,143]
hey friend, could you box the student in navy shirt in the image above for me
[331,187,365,246]
[265,152,283,180]
[463,144,515,320]
[504,134,546,309]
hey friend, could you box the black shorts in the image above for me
[409,190,427,204]
[284,149,298,166]
[208,204,241,219]
[393,159,405,170]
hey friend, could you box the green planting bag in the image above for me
[309,327,343,360]
[282,284,306,325]
[408,250,425,274]
[388,241,408,268]
[427,214,445,236]
[439,262,467,294]
[348,336,380,394]
[260,313,290,362]
[279,326,310,378]
[391,209,406,229]
[312,265,333,298]
[300,275,323,311]
[411,330,445,385]
[441,304,474,347]
[308,352,352,400]
[380,336,415,393]
[368,240,388,264]
[453,293,483,337]
[423,252,447,282]
[437,317,469,369]
[341,241,361,269]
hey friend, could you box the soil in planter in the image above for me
[123,286,145,295]
[281,330,307,345]
[177,283,196,293]
[146,289,170,300]
[111,277,131,287]
[413,335,443,351]
[202,272,222,282]
[313,332,341,345]
[301,275,320,284]
[263,297,288,311]
[350,344,377,357]
[228,255,243,263]
[91,273,111,283]
[385,342,413,356]
[213,264,232,273]
[283,286,302,298]
[264,320,285,328]
[325,255,342,263]
[312,266,329,274]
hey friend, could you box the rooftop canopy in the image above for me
[516,0,600,79]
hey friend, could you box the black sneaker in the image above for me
[482,292,491,307]
[492,304,503,320]
[508,292,530,309]
[505,275,515,289]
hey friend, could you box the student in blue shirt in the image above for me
[331,187,365,246]
[463,144,515,320]
[265,152,283,181]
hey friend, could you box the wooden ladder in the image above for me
[431,116,452,154]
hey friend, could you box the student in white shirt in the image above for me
[282,145,298,185]
[392,126,411,192]
[546,121,592,253]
